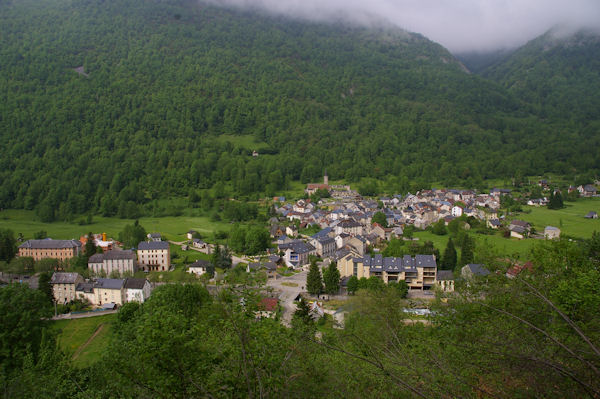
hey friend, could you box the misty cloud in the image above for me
[205,0,600,52]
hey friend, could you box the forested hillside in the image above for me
[0,0,598,220]
[483,29,600,124]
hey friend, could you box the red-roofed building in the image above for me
[506,261,533,278]
[256,297,279,319]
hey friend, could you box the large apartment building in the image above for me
[88,250,137,276]
[18,239,82,261]
[337,254,437,290]
[137,241,170,271]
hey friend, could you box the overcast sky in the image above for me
[207,0,600,53]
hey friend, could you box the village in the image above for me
[5,174,597,325]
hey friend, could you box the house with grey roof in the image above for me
[279,240,316,268]
[138,241,170,271]
[19,239,82,261]
[88,249,137,276]
[436,270,455,292]
[585,211,598,219]
[461,264,490,279]
[51,272,84,304]
[310,236,336,259]
[187,259,211,276]
[94,278,125,306]
[544,226,561,240]
[337,254,437,290]
[124,278,152,303]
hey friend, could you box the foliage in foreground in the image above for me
[2,236,600,397]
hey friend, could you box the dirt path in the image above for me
[72,323,105,360]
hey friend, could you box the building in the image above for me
[310,236,336,258]
[147,233,162,242]
[279,240,316,268]
[335,219,363,236]
[461,264,490,279]
[585,211,598,219]
[88,250,137,276]
[93,278,125,306]
[51,272,84,304]
[337,254,437,290]
[187,259,211,276]
[124,278,152,303]
[137,241,170,271]
[436,270,455,292]
[544,226,561,240]
[18,239,82,261]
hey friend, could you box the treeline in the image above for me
[0,0,599,222]
[2,235,600,397]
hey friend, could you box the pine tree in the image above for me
[306,260,322,296]
[84,232,96,259]
[459,236,474,266]
[441,238,457,270]
[292,299,312,325]
[323,262,340,295]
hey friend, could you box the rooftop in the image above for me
[19,239,82,249]
[138,241,169,250]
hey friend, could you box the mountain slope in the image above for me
[483,29,600,124]
[0,0,596,219]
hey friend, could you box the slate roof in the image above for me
[95,278,124,290]
[19,239,81,249]
[585,211,598,218]
[436,270,454,281]
[311,227,333,239]
[279,240,315,254]
[338,219,361,228]
[189,259,210,268]
[361,254,436,273]
[51,272,82,284]
[263,261,278,271]
[75,282,94,293]
[124,278,148,290]
[464,264,490,276]
[138,241,169,250]
[89,250,136,263]
[148,233,161,238]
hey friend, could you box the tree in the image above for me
[210,244,232,270]
[366,276,385,291]
[431,219,447,235]
[33,230,47,239]
[118,220,147,249]
[306,260,322,295]
[347,275,359,295]
[459,235,474,266]
[0,229,17,262]
[292,298,313,326]
[84,231,96,258]
[37,272,54,304]
[372,211,388,227]
[323,262,340,295]
[441,238,457,270]
[389,280,408,298]
[548,191,564,210]
[0,284,52,371]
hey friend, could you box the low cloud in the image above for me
[205,0,600,52]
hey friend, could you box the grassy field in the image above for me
[413,230,537,258]
[51,314,116,367]
[515,198,600,238]
[0,209,232,241]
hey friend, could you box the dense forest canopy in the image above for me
[0,0,599,220]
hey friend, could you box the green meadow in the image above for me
[0,209,232,242]
[516,198,600,238]
[51,314,116,367]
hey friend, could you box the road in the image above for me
[51,309,117,320]
[266,270,307,327]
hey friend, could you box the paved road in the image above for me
[51,309,117,320]
[266,270,307,327]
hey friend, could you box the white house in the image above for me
[124,278,152,303]
[137,241,170,271]
[451,206,463,217]
[544,226,561,240]
[88,250,137,276]
[187,259,211,276]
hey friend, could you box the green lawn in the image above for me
[51,314,116,367]
[414,230,537,258]
[515,198,600,238]
[0,209,232,242]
